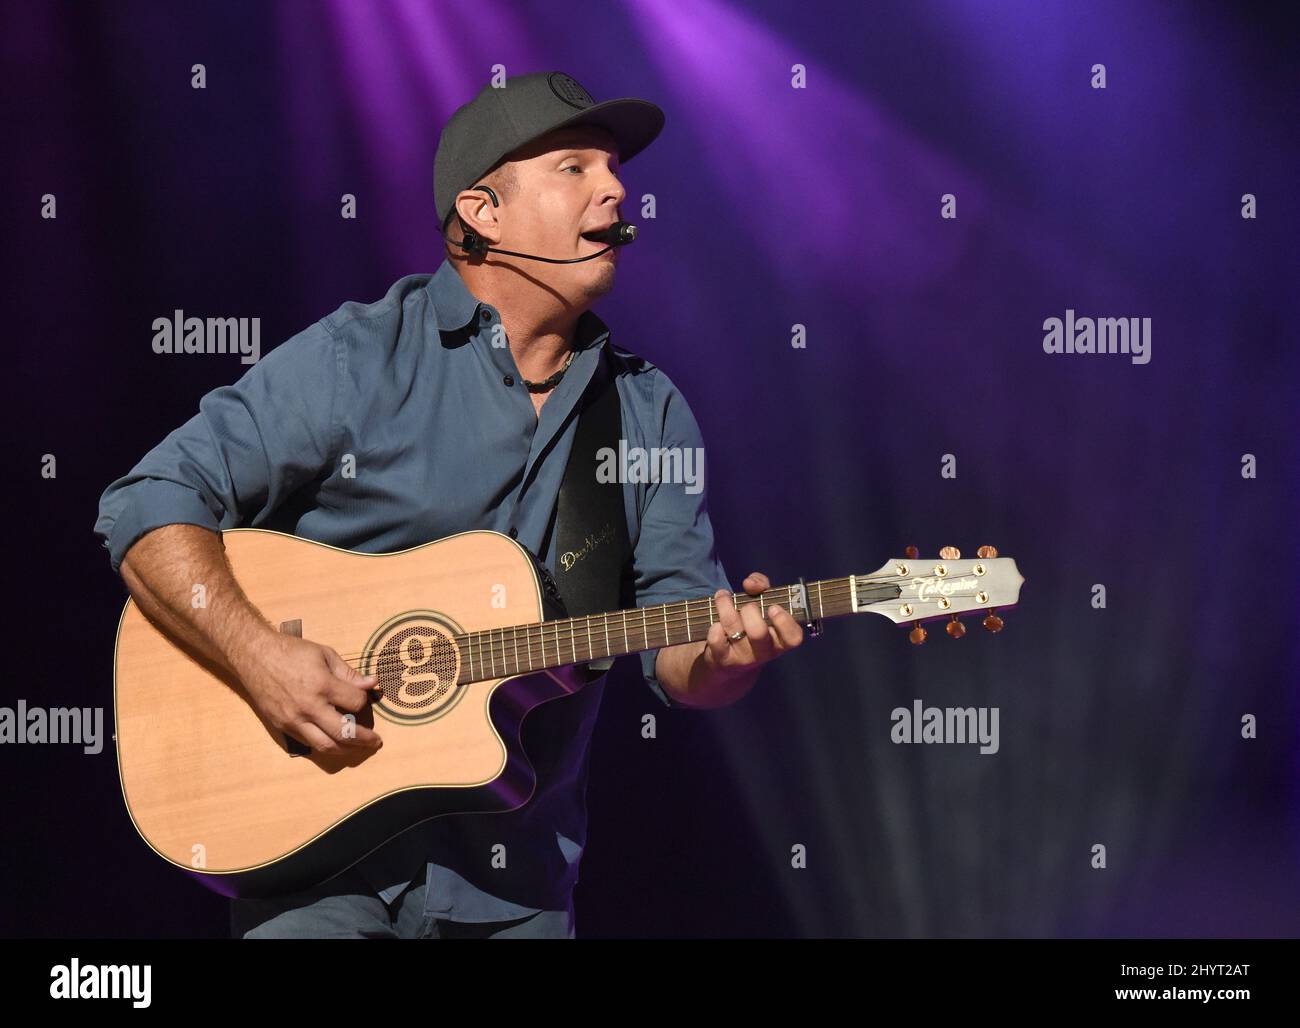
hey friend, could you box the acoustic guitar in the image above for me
[112,528,1024,897]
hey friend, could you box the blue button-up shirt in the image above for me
[95,259,731,922]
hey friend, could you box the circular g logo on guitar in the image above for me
[360,611,465,724]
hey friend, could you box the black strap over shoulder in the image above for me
[552,345,633,632]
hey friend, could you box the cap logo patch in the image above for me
[549,73,593,109]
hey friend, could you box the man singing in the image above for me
[95,71,804,939]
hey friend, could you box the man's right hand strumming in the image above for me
[119,523,383,756]
[230,631,383,756]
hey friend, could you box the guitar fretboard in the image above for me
[452,575,898,684]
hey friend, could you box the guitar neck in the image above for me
[453,574,900,684]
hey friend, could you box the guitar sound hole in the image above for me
[362,616,463,725]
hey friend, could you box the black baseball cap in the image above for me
[434,71,665,230]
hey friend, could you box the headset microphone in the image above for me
[443,185,638,264]
[584,222,638,246]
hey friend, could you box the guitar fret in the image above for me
[456,576,858,685]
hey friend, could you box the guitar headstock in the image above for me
[856,545,1024,643]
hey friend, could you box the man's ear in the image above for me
[453,189,501,244]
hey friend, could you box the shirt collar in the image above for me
[428,258,483,333]
[427,258,612,353]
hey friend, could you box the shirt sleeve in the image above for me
[632,369,732,708]
[93,321,341,573]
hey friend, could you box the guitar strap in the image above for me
[550,343,633,672]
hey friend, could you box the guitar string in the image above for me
[327,575,994,671]
[323,576,998,678]
[320,578,869,667]
[336,589,851,672]
[348,599,1002,680]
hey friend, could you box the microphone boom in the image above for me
[446,221,639,264]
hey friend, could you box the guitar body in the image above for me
[114,528,587,899]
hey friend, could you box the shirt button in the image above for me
[508,526,518,539]
[503,374,514,386]
[480,309,492,322]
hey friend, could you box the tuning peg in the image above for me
[946,614,966,638]
[982,609,1004,633]
[909,621,927,645]
[903,545,918,560]
[939,546,961,560]
[977,545,998,559]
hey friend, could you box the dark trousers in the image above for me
[230,866,575,939]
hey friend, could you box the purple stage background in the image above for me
[2,0,1297,937]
